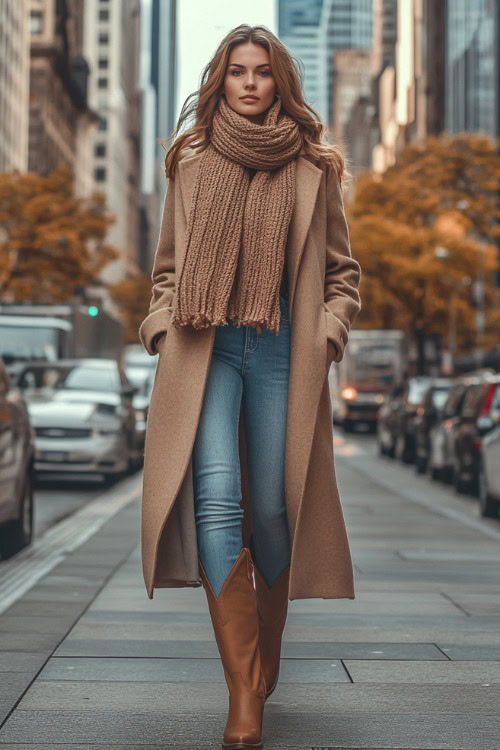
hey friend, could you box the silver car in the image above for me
[16,359,139,485]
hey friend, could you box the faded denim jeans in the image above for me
[192,293,292,598]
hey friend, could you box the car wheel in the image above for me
[396,433,412,463]
[415,456,427,474]
[441,465,453,484]
[0,467,34,559]
[478,465,500,518]
[395,433,404,460]
[378,433,386,456]
[126,453,136,476]
[430,465,441,481]
[386,437,396,458]
[102,472,119,487]
[453,459,466,494]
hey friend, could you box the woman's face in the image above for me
[223,42,276,124]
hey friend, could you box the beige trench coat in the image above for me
[138,146,362,601]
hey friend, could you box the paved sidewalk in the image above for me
[0,437,499,749]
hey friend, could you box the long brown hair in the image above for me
[163,24,348,184]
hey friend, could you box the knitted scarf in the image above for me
[170,94,303,335]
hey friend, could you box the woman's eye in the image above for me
[230,70,271,76]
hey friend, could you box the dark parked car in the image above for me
[377,376,433,462]
[414,379,452,474]
[479,422,500,518]
[0,358,35,559]
[452,376,500,496]
[428,379,470,482]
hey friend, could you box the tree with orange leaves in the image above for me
[347,133,500,373]
[0,164,119,303]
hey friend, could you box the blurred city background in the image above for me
[0,0,498,370]
[0,3,500,747]
[0,0,499,536]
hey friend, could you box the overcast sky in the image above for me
[176,0,277,121]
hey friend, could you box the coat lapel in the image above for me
[177,151,323,322]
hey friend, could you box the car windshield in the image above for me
[432,388,450,410]
[0,325,59,361]
[17,365,120,392]
[408,379,432,405]
[126,367,153,396]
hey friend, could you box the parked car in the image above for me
[414,378,452,474]
[377,376,433,462]
[479,422,500,518]
[0,358,35,558]
[452,375,500,495]
[15,359,139,484]
[124,363,157,460]
[428,379,470,482]
[122,344,157,371]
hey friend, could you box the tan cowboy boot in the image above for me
[251,553,290,700]
[199,547,266,749]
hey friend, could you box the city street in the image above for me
[0,432,498,749]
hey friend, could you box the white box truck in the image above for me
[328,329,408,432]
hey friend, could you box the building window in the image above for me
[95,143,106,157]
[94,167,106,182]
[98,32,109,44]
[99,9,109,21]
[98,57,108,70]
[30,10,43,34]
[98,77,108,89]
[98,116,107,131]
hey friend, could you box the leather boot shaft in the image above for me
[199,547,266,749]
[253,559,290,700]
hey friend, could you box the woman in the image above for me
[139,24,361,750]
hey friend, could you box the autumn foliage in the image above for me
[347,134,500,362]
[0,164,119,302]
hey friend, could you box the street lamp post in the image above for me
[434,246,456,375]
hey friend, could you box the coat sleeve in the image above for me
[138,175,177,355]
[323,162,362,363]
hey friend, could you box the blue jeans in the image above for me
[192,293,292,597]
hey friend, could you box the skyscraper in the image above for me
[0,0,30,172]
[28,0,92,176]
[83,0,141,279]
[139,0,177,270]
[446,0,499,139]
[279,0,373,126]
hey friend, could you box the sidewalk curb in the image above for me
[0,474,142,730]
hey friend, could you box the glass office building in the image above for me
[279,0,373,124]
[446,0,499,138]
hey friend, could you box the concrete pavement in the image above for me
[0,434,499,749]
